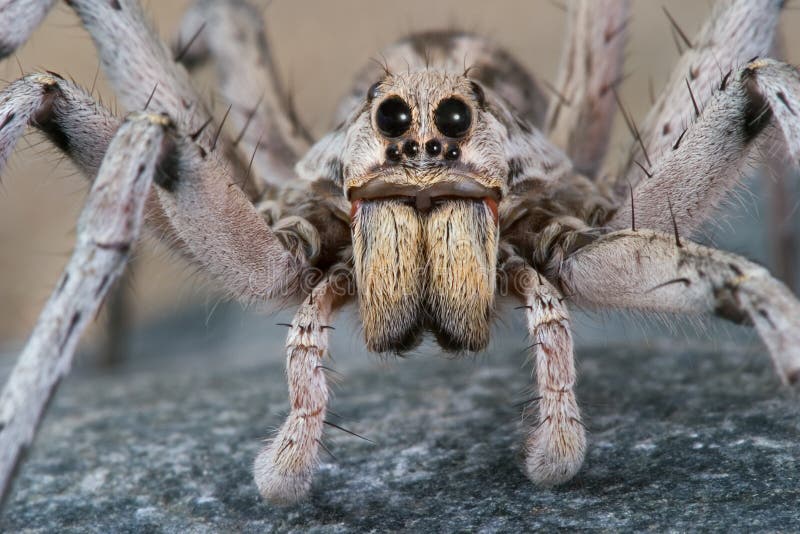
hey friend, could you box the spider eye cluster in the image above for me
[434,97,471,138]
[375,96,412,138]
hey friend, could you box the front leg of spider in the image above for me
[509,261,586,486]
[254,277,342,504]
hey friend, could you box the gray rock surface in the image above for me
[1,308,799,532]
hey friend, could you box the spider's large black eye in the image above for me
[434,97,472,138]
[375,97,412,138]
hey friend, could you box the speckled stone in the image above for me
[1,323,799,532]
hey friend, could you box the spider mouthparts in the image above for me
[348,177,501,222]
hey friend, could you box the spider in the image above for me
[0,0,799,506]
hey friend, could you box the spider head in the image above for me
[298,72,561,354]
[314,72,518,354]
[343,72,506,221]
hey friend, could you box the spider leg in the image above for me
[175,0,312,187]
[0,74,117,176]
[253,274,347,504]
[64,0,275,198]
[0,0,55,58]
[0,112,170,503]
[64,0,210,136]
[546,0,630,179]
[611,0,783,194]
[0,73,181,243]
[560,230,800,385]
[609,59,800,237]
[507,260,586,486]
[0,73,309,304]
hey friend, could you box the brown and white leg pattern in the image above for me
[176,0,312,186]
[253,275,344,504]
[509,261,586,486]
[609,59,800,236]
[612,0,783,193]
[546,0,630,178]
[561,230,800,384]
[0,112,171,502]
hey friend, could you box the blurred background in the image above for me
[0,1,799,363]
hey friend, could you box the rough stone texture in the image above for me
[1,309,799,532]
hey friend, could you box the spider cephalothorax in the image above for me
[0,0,799,508]
[299,62,575,353]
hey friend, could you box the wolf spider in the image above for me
[0,0,799,506]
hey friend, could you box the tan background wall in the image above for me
[1,1,798,343]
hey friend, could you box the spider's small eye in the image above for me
[367,81,381,102]
[375,96,412,138]
[434,97,472,138]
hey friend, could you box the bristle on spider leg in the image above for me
[662,6,694,50]
[667,196,682,248]
[685,78,701,117]
[174,21,206,63]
